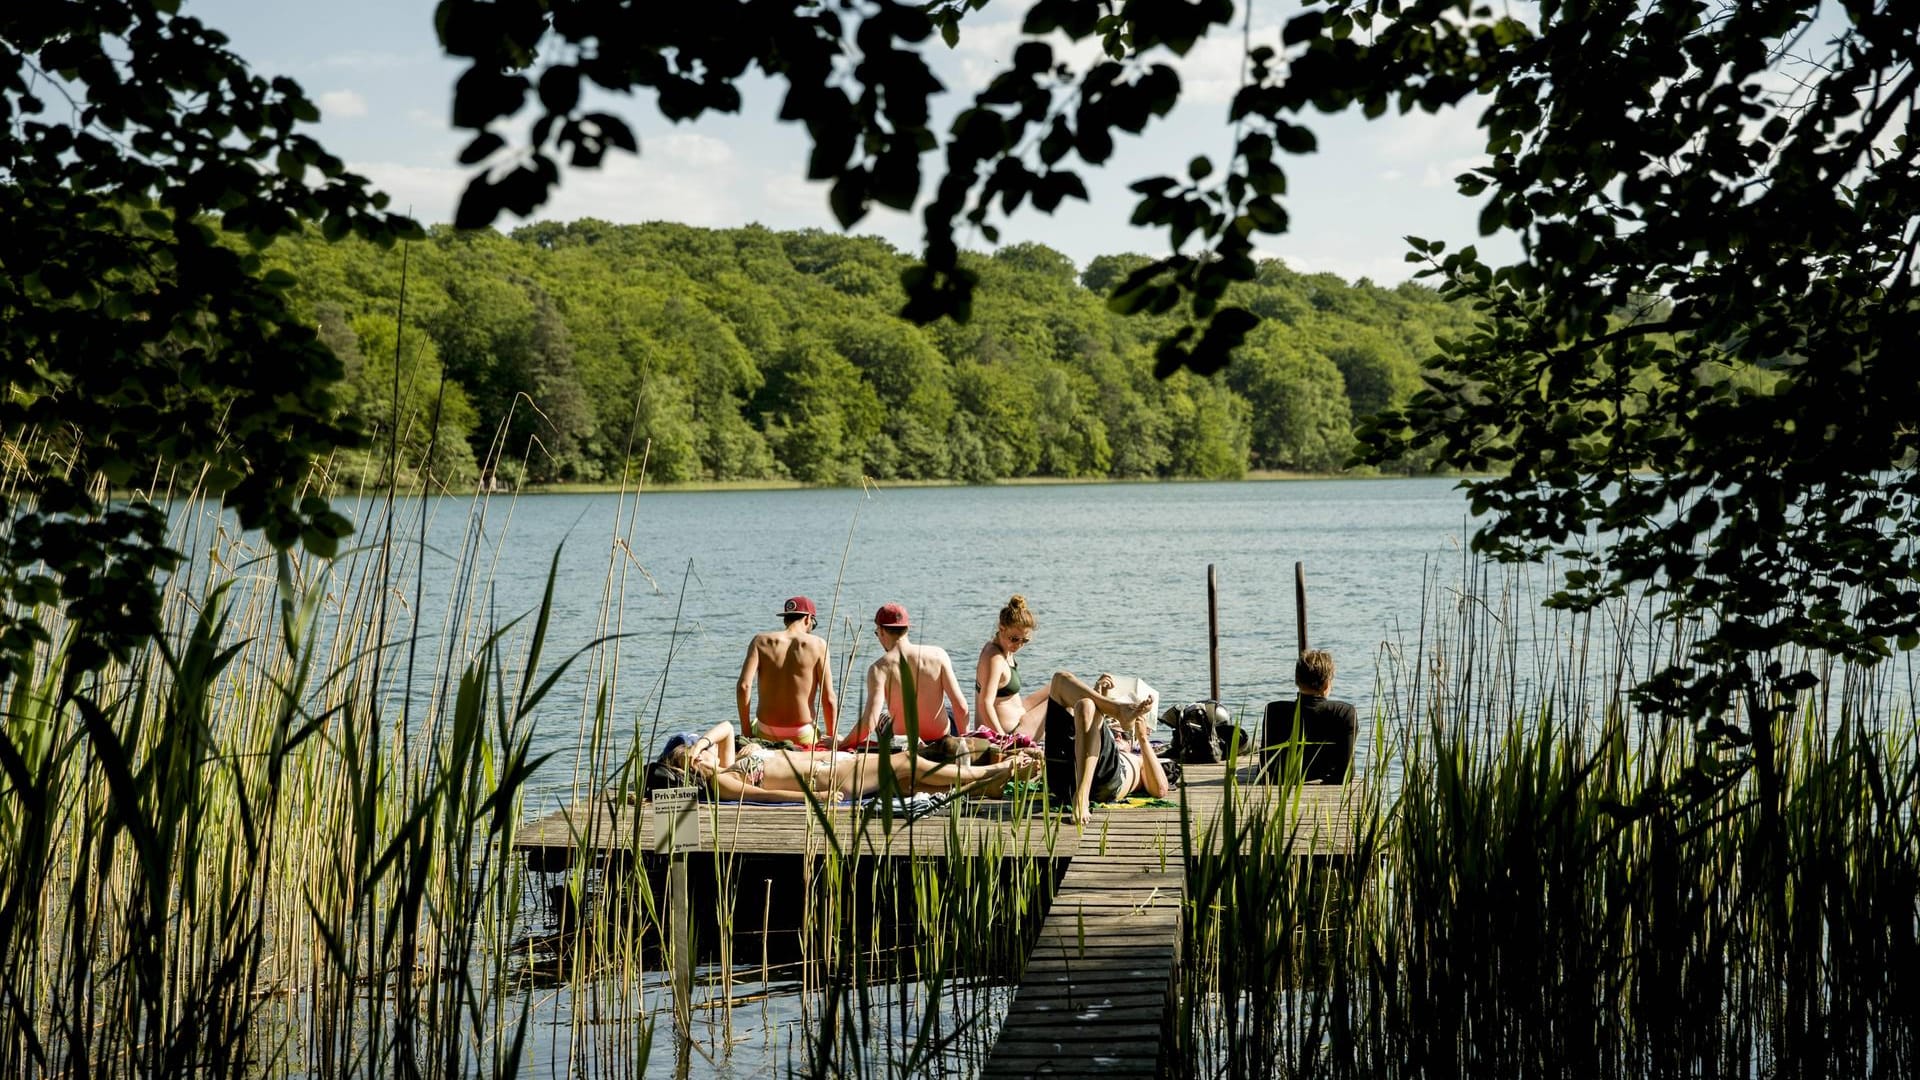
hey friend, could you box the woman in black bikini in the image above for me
[975,594,1053,740]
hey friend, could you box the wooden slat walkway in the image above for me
[981,837,1186,1077]
[515,764,1356,863]
[514,765,1358,1077]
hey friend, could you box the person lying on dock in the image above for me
[835,603,971,750]
[737,595,837,746]
[1052,672,1171,823]
[647,721,1037,804]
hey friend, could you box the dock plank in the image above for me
[512,765,1359,1076]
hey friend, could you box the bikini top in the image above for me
[724,744,773,786]
[977,653,1020,699]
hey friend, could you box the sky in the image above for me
[188,0,1521,285]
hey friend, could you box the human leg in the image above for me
[828,748,1032,798]
[891,752,1037,796]
[1050,670,1153,725]
[1070,700,1122,822]
[1009,687,1051,740]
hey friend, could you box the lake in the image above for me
[258,476,1486,799]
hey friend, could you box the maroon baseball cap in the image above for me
[874,602,910,629]
[781,596,817,618]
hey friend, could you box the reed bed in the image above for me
[0,455,589,1078]
[1179,561,1920,1079]
[0,435,1066,1078]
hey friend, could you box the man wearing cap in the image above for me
[837,603,970,749]
[737,596,838,746]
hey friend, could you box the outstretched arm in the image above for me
[974,651,1007,735]
[940,653,970,733]
[736,641,759,732]
[1129,715,1170,798]
[838,662,887,750]
[693,720,736,769]
[814,644,839,742]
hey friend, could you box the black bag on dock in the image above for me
[1164,701,1240,764]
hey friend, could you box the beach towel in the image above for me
[858,791,955,823]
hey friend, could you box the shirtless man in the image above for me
[837,603,970,749]
[737,596,838,746]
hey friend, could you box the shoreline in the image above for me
[495,468,1429,498]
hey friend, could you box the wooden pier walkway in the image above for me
[515,765,1357,1077]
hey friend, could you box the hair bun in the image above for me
[1000,594,1035,629]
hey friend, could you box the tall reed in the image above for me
[0,403,631,1079]
[1179,559,1920,1078]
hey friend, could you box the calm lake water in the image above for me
[274,477,1484,800]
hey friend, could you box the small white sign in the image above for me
[652,787,700,853]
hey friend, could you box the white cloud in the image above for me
[318,90,369,119]
[653,132,734,169]
[1421,157,1486,190]
[351,161,465,222]
[1368,102,1487,164]
[537,151,739,226]
[1165,24,1286,106]
[353,134,748,227]
[760,172,827,215]
[319,50,430,71]
[1257,247,1427,286]
[944,5,1106,92]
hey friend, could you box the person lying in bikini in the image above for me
[646,721,1038,804]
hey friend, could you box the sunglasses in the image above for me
[1005,631,1032,645]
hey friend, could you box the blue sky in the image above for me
[192,0,1520,284]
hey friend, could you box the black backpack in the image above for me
[1165,700,1239,764]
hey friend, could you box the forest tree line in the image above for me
[265,220,1477,488]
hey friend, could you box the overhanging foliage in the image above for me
[2,2,420,683]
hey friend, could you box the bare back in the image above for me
[867,639,967,743]
[742,629,832,737]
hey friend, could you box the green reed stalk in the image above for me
[1179,557,1920,1079]
[0,392,658,1079]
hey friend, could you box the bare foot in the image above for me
[972,758,1029,797]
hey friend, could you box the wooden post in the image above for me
[1207,563,1221,701]
[669,856,692,1039]
[1294,561,1308,655]
[653,787,699,1045]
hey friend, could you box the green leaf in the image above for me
[459,132,505,164]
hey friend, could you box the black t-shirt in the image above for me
[1261,694,1358,783]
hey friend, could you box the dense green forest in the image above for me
[266,221,1474,488]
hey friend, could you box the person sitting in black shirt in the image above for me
[1261,649,1357,784]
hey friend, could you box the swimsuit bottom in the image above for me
[754,719,818,745]
[1088,722,1138,803]
[876,706,957,744]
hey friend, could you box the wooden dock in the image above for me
[515,765,1357,1076]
